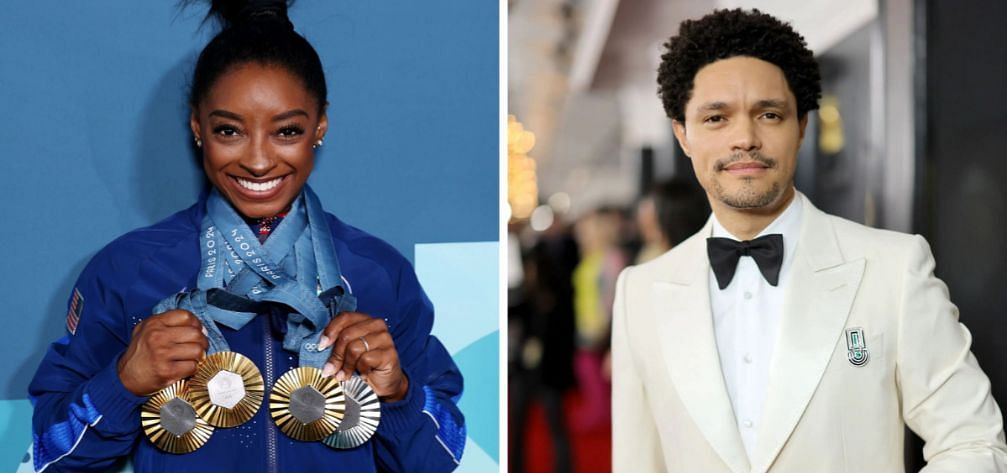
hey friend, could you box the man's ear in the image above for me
[798,114,809,140]
[672,119,692,158]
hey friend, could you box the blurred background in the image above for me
[507,0,1007,471]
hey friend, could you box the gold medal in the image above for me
[323,375,381,449]
[142,379,214,453]
[187,351,265,428]
[269,367,345,441]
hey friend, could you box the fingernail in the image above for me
[322,363,335,377]
[201,327,208,337]
[318,336,331,351]
[335,370,347,381]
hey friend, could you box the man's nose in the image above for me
[729,119,761,152]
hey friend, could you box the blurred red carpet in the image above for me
[521,391,612,473]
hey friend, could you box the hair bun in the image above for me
[201,0,293,29]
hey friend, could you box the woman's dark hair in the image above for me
[657,8,821,123]
[184,0,327,111]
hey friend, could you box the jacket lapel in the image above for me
[749,199,866,473]
[654,223,752,473]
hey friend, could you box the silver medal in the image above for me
[323,376,381,449]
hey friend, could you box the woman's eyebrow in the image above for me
[273,109,309,121]
[208,109,243,121]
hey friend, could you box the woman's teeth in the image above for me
[235,176,282,192]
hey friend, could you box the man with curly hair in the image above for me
[611,8,1007,472]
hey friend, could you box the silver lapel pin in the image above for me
[846,327,869,367]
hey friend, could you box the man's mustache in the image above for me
[714,151,777,171]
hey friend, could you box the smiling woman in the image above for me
[194,64,324,219]
[24,1,470,472]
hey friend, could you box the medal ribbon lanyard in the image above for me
[153,186,355,369]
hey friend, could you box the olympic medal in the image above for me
[322,375,381,449]
[188,351,264,428]
[269,367,345,441]
[142,379,214,453]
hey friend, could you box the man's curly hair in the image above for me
[657,9,821,123]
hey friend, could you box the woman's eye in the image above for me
[278,126,305,138]
[213,125,240,136]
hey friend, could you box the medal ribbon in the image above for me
[152,185,356,368]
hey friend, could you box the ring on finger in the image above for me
[360,336,370,353]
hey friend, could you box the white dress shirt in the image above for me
[708,191,803,460]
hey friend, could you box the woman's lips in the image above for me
[228,175,288,200]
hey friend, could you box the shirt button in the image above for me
[743,419,753,428]
[743,291,753,300]
[743,354,753,364]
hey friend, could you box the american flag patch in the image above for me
[67,288,84,335]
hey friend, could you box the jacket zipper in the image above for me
[264,318,278,473]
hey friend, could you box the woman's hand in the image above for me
[319,312,408,402]
[117,310,208,396]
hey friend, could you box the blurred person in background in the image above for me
[634,195,667,264]
[611,8,1006,472]
[571,208,626,432]
[509,225,578,473]
[635,178,710,265]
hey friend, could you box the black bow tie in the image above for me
[706,234,784,290]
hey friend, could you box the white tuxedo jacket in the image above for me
[612,196,1007,472]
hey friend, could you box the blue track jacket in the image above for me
[28,197,466,472]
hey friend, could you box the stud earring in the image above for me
[194,137,203,148]
[313,138,324,149]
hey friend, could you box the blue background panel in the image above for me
[0,0,497,398]
[0,1,498,471]
[416,242,501,464]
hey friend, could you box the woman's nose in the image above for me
[239,135,277,176]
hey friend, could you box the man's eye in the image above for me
[762,112,781,120]
[704,115,724,124]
